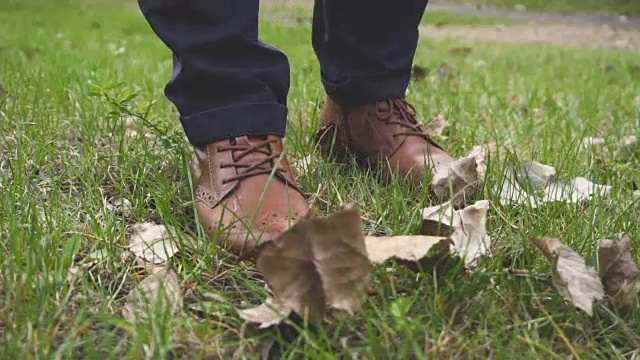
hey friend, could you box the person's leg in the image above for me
[312,0,427,105]
[138,0,289,147]
[313,0,477,205]
[139,0,309,258]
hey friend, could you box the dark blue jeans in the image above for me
[138,0,428,147]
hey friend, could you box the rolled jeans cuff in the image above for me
[321,72,410,105]
[179,102,288,147]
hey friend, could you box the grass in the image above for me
[423,9,513,26]
[264,5,513,27]
[451,0,640,16]
[1,0,640,358]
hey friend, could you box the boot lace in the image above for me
[219,138,287,184]
[375,99,429,139]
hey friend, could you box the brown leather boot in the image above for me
[190,135,310,258]
[315,97,454,184]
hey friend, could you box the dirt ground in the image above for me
[420,23,640,51]
[263,0,640,51]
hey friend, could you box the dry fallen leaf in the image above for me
[237,297,293,329]
[411,64,430,80]
[136,257,171,275]
[128,223,181,264]
[581,137,606,150]
[431,145,486,207]
[621,135,638,149]
[364,235,452,264]
[122,267,183,322]
[124,116,154,139]
[494,159,554,207]
[598,235,640,310]
[494,165,537,207]
[66,260,98,284]
[105,197,132,216]
[517,160,556,190]
[424,114,446,137]
[255,230,325,323]
[309,203,371,315]
[422,200,491,268]
[493,158,611,206]
[542,177,611,203]
[437,62,455,79]
[291,154,313,176]
[253,338,277,360]
[448,46,473,55]
[256,203,371,323]
[531,237,604,316]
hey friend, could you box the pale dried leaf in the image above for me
[517,160,556,190]
[621,135,638,149]
[543,177,611,203]
[122,267,183,322]
[113,198,132,215]
[188,301,215,313]
[431,146,486,207]
[201,291,229,303]
[105,197,132,216]
[84,249,109,262]
[364,235,451,264]
[453,200,491,267]
[581,137,606,149]
[422,200,491,268]
[494,165,537,207]
[422,201,455,235]
[531,237,604,316]
[424,114,446,137]
[128,223,180,264]
[124,116,154,139]
[65,260,98,284]
[136,258,170,275]
[236,297,292,329]
[66,266,82,283]
[291,154,313,176]
[256,203,371,321]
[598,235,640,310]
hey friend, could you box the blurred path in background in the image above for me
[262,0,640,51]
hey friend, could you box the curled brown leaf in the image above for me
[598,235,639,310]
[256,203,371,323]
[431,146,487,207]
[531,237,604,316]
